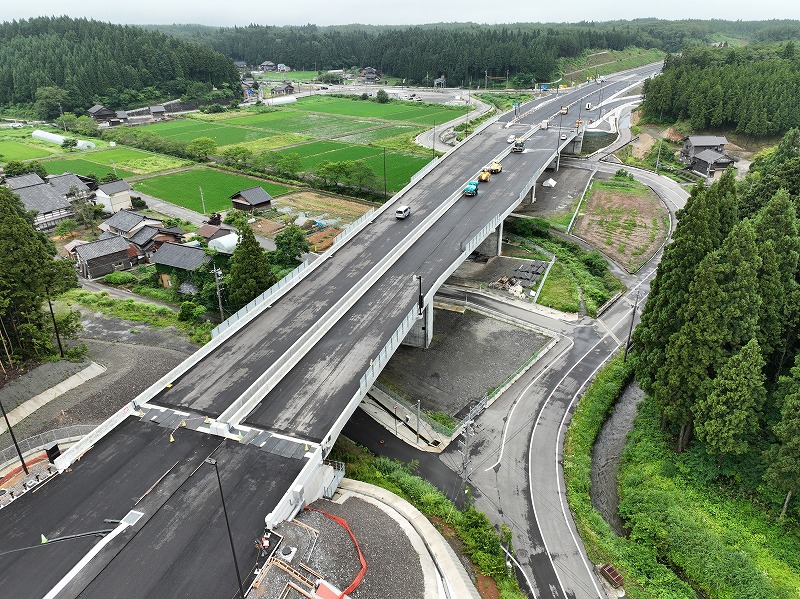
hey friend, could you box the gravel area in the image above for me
[287,497,424,599]
[0,361,88,412]
[0,310,197,450]
[379,308,549,417]
[515,165,594,219]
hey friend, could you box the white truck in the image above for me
[540,120,548,130]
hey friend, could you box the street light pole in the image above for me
[432,120,436,160]
[205,458,245,599]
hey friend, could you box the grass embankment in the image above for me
[565,353,800,598]
[329,437,525,599]
[60,289,211,344]
[476,92,533,112]
[507,218,624,316]
[619,397,800,599]
[563,354,696,598]
[614,137,701,184]
[560,48,665,84]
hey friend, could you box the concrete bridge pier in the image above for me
[524,184,536,204]
[476,221,504,257]
[403,300,434,348]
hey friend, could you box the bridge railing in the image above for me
[359,307,418,396]
[0,425,96,472]
[333,208,375,247]
[212,259,311,338]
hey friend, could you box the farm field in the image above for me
[275,141,430,192]
[291,96,469,125]
[145,119,275,146]
[132,167,292,214]
[41,147,189,178]
[0,139,53,161]
[41,158,135,179]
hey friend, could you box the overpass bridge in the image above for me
[0,64,660,599]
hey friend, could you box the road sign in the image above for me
[513,102,520,107]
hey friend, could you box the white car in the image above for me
[506,134,516,143]
[560,133,567,140]
[395,205,411,219]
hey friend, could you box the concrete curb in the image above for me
[337,479,482,599]
[0,362,106,434]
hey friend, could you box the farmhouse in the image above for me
[260,61,277,72]
[680,136,734,178]
[3,172,89,231]
[270,82,295,96]
[100,210,162,238]
[230,186,274,212]
[87,104,117,122]
[95,180,133,213]
[74,235,137,279]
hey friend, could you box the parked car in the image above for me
[478,169,491,182]
[395,205,411,219]
[506,134,516,143]
[489,161,503,174]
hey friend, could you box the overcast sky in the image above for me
[4,1,798,27]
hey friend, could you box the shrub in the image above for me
[506,217,551,238]
[130,196,147,209]
[103,271,137,286]
[54,219,78,236]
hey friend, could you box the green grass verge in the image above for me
[329,437,526,599]
[563,353,696,598]
[132,167,292,214]
[618,396,800,599]
[60,289,210,343]
[537,261,581,313]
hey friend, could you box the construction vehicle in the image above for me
[489,161,503,174]
[560,105,569,115]
[511,139,525,153]
[463,181,479,196]
[478,169,491,182]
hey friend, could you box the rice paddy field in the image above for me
[41,147,190,178]
[0,139,53,161]
[132,167,292,214]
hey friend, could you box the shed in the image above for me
[149,105,166,120]
[230,186,274,212]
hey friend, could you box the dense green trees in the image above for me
[633,128,800,515]
[225,226,276,311]
[0,188,78,368]
[0,17,239,115]
[642,43,800,135]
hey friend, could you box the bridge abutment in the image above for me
[476,221,504,257]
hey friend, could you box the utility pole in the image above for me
[485,70,488,91]
[199,186,206,215]
[46,287,63,358]
[432,120,436,160]
[382,147,387,200]
[205,459,245,599]
[416,399,420,444]
[458,420,475,486]
[213,267,225,322]
[655,138,664,173]
[623,290,641,363]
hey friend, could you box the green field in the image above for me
[41,158,135,179]
[132,168,292,213]
[293,96,469,125]
[0,139,54,161]
[145,120,275,146]
[225,111,369,137]
[41,147,189,178]
[277,141,429,191]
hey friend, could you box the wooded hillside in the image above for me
[0,16,240,115]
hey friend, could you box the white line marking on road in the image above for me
[484,337,574,472]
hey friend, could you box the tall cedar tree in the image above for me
[0,188,63,364]
[632,171,737,396]
[764,357,800,518]
[753,189,800,375]
[225,226,276,312]
[694,338,765,459]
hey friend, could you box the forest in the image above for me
[632,129,800,517]
[0,16,240,116]
[641,42,800,135]
[149,19,800,87]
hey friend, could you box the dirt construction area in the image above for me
[572,172,670,272]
